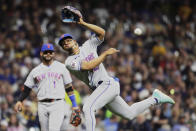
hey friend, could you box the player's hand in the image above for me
[77,18,85,25]
[70,107,82,127]
[14,101,23,112]
[61,6,83,23]
[104,48,120,56]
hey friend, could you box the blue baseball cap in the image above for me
[58,34,73,46]
[41,43,54,52]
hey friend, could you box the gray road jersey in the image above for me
[24,61,72,100]
[65,34,111,90]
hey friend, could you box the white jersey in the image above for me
[65,34,111,90]
[24,60,72,100]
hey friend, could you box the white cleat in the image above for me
[152,89,175,104]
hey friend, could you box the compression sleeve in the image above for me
[69,94,77,108]
[17,86,32,102]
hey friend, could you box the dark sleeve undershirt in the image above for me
[17,85,32,102]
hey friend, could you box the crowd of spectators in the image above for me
[0,0,196,131]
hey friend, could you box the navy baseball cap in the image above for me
[41,43,54,52]
[58,34,73,45]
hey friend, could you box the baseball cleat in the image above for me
[153,89,175,104]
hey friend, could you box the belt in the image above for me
[39,99,61,103]
[91,80,103,91]
[98,80,103,85]
[91,77,119,91]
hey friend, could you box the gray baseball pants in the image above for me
[82,78,155,131]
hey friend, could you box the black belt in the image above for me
[91,80,103,91]
[39,99,61,102]
[98,80,103,85]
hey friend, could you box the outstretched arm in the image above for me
[78,18,105,41]
[81,48,119,70]
[61,6,105,40]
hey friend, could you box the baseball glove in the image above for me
[70,108,81,127]
[61,6,82,23]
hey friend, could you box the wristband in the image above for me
[69,95,77,107]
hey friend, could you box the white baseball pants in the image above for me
[82,78,156,131]
[38,100,70,131]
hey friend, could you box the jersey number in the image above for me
[53,81,56,88]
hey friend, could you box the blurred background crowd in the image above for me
[0,0,196,131]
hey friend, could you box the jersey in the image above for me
[65,34,111,90]
[24,60,72,100]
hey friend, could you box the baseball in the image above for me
[170,89,175,95]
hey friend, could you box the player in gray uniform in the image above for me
[58,17,175,131]
[14,43,80,131]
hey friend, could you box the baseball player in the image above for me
[59,7,175,131]
[14,43,81,131]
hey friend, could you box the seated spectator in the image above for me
[7,113,26,131]
[131,114,152,131]
[103,115,119,131]
[0,119,8,131]
[172,115,190,131]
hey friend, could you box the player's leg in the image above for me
[60,102,75,131]
[49,100,67,131]
[106,95,156,120]
[37,102,49,131]
[82,80,119,131]
[106,89,175,120]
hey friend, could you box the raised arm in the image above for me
[61,6,105,40]
[78,18,105,41]
[81,48,119,70]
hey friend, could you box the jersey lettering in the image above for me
[36,72,61,82]
[41,74,46,79]
[84,53,99,71]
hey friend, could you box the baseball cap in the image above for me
[58,34,73,45]
[41,43,54,52]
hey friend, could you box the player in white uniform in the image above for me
[14,43,80,131]
[58,17,175,131]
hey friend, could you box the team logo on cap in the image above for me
[61,34,65,38]
[47,44,50,48]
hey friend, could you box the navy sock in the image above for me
[154,98,158,104]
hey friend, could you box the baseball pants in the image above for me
[38,99,69,131]
[82,78,156,131]
[60,103,79,131]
